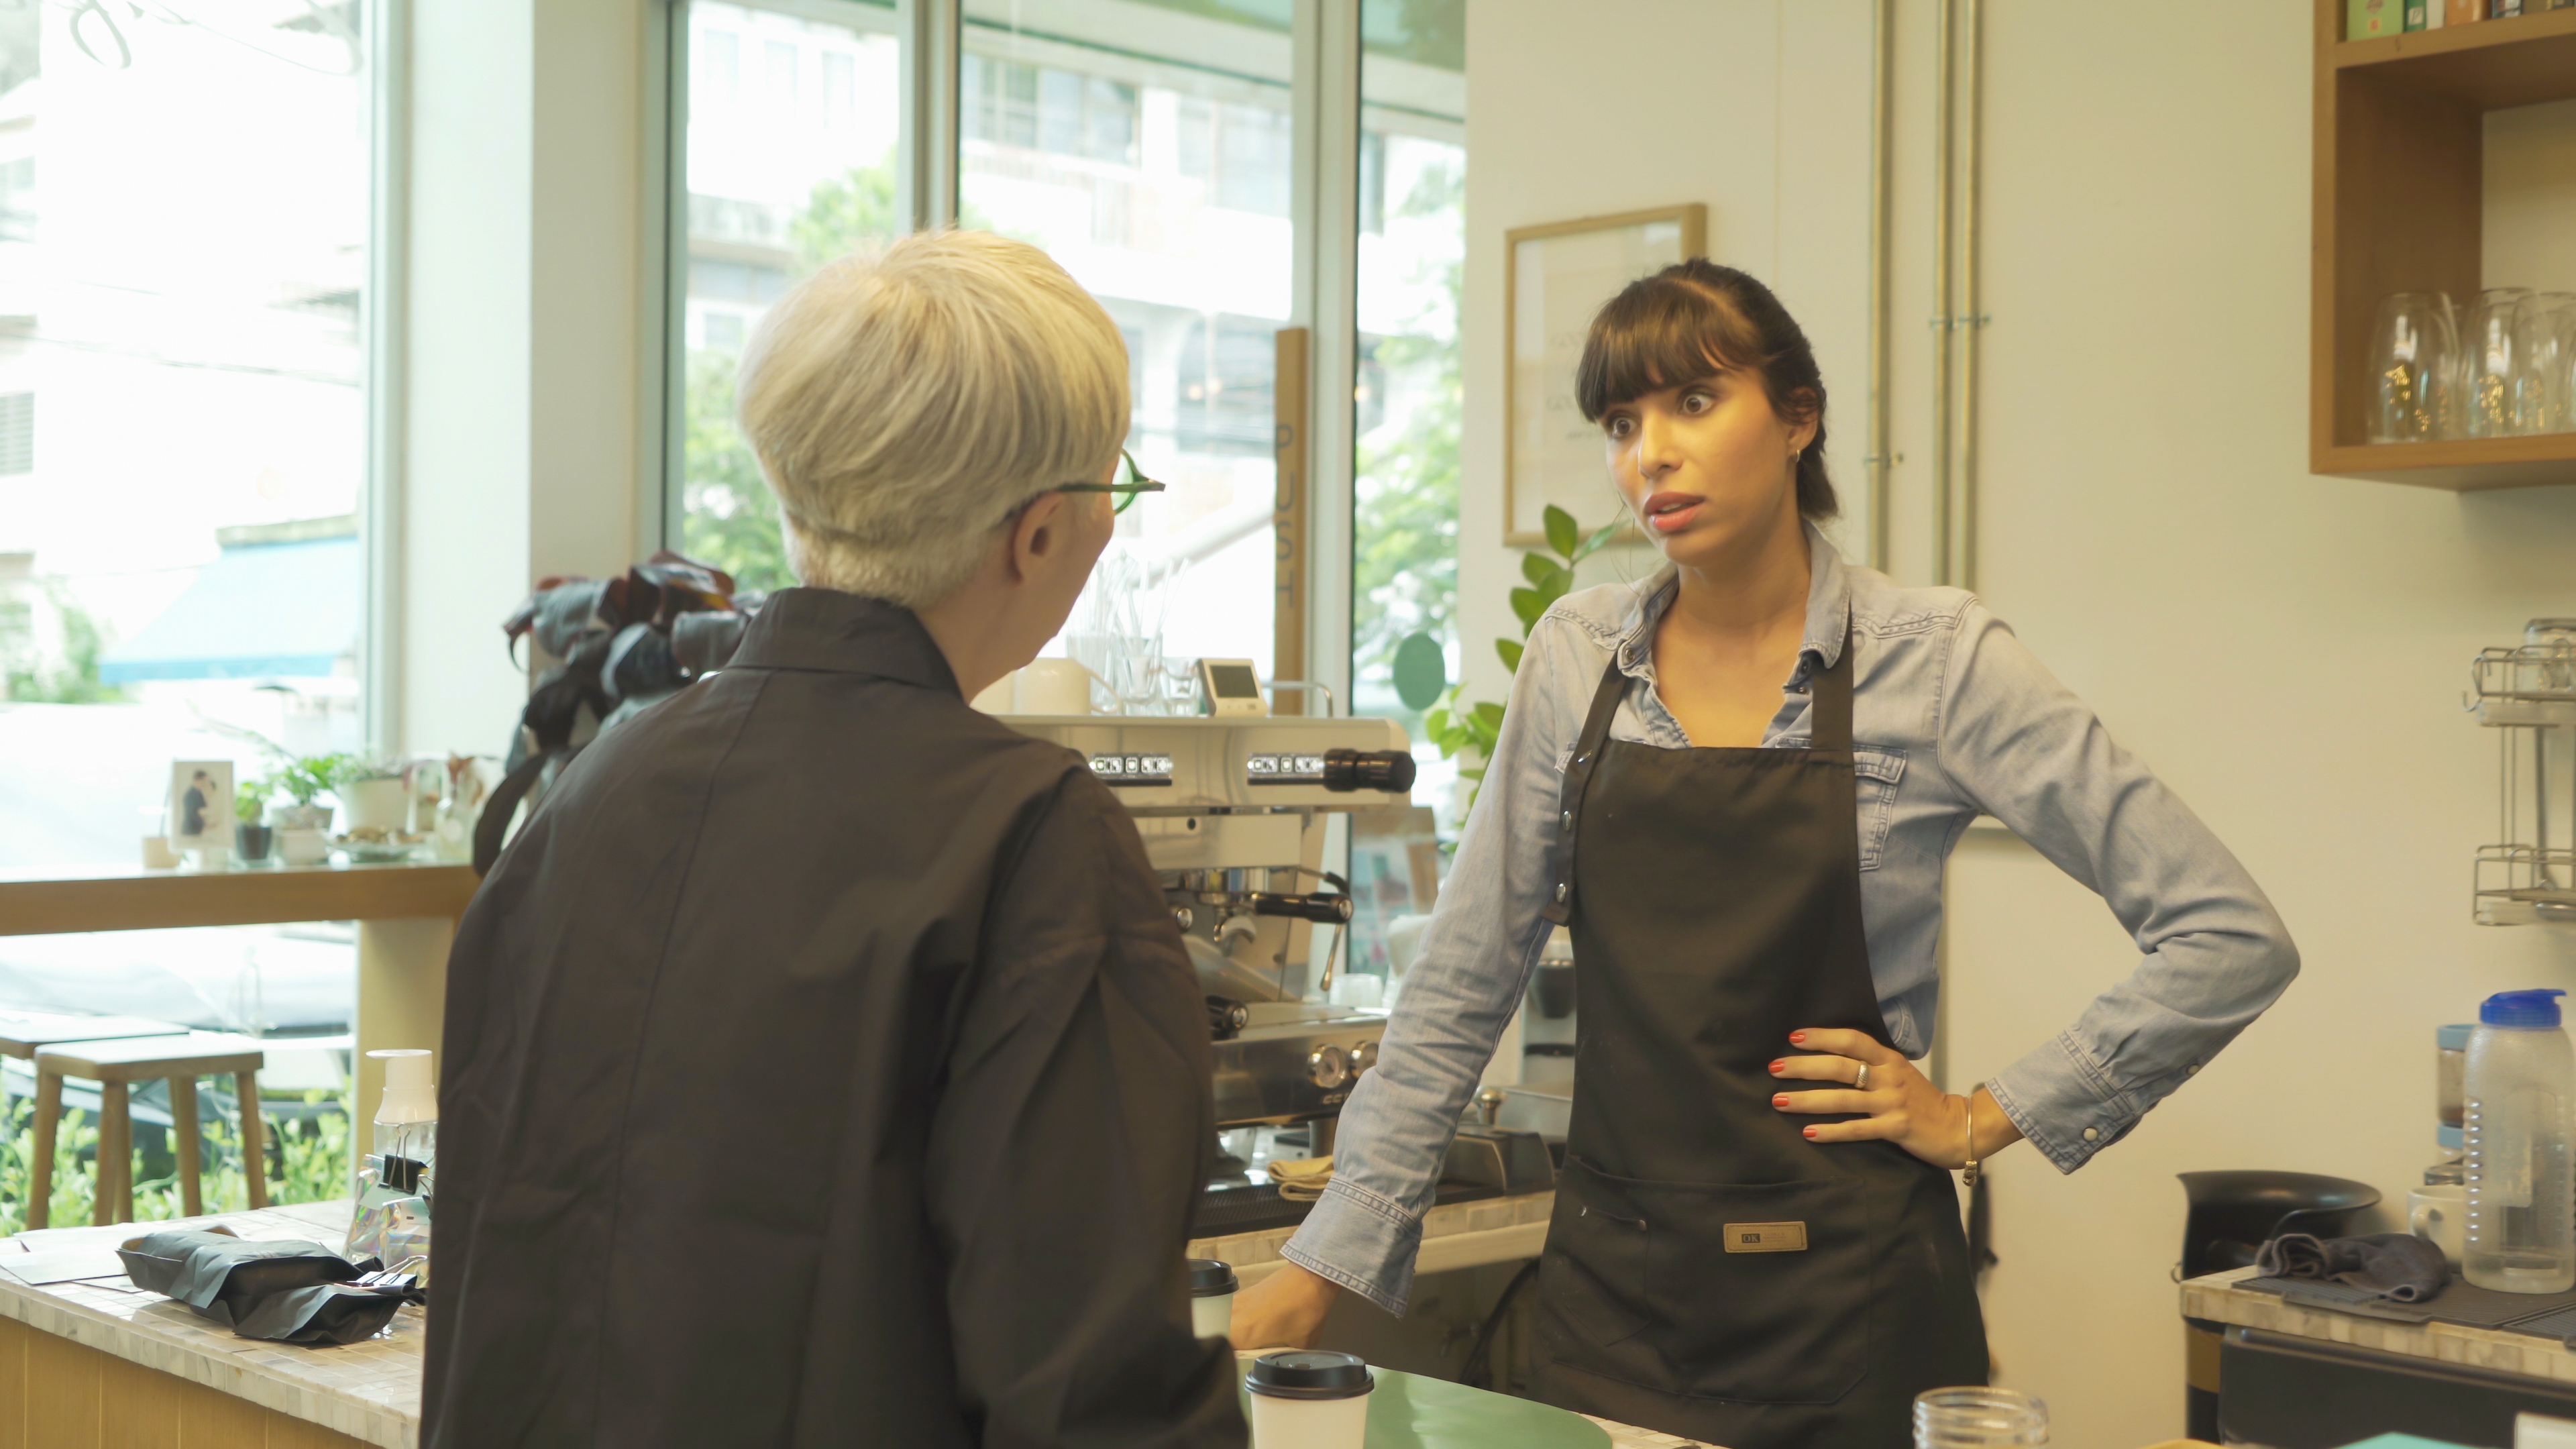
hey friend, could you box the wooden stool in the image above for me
[0,1010,189,1061]
[30,1034,266,1229]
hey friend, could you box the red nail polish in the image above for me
[1772,1093,1789,1108]
[1789,1031,1807,1044]
[1769,1060,1785,1073]
[1803,1126,1818,1139]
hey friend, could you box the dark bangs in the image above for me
[1570,258,1839,521]
[1574,277,1766,423]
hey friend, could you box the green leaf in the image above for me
[1574,518,1627,562]
[1543,504,1579,561]
[1496,638,1524,674]
[1509,586,1546,629]
[1520,551,1556,586]
[1392,631,1449,711]
[1472,701,1507,731]
[1535,567,1572,607]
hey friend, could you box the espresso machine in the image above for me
[999,710,1416,1143]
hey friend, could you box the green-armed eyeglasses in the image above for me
[1053,450,1167,516]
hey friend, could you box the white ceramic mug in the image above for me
[1014,658,1108,715]
[2410,1183,2467,1269]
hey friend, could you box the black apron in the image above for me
[1529,631,1987,1449]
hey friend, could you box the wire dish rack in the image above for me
[2472,621,2576,925]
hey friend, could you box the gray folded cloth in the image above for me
[2255,1231,2450,1302]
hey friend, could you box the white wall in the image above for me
[400,0,652,761]
[1457,0,1880,715]
[1468,3,2576,1445]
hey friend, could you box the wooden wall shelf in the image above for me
[2312,0,2576,490]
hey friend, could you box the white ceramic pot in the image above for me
[275,803,333,832]
[277,828,330,867]
[339,778,409,835]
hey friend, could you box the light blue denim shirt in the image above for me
[1283,524,2299,1316]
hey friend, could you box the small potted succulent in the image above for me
[268,753,349,833]
[233,780,274,863]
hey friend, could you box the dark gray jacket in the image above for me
[423,587,1241,1448]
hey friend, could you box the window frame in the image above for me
[647,0,1366,711]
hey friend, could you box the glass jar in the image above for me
[2428,1122,2467,1185]
[1915,1387,2047,1448]
[2439,1022,2472,1128]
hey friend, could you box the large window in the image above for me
[0,0,376,1226]
[676,0,902,596]
[0,2,374,863]
[1346,0,1464,977]
[958,0,1297,685]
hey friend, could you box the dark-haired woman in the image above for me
[1230,260,2297,1446]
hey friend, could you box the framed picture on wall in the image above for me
[1505,203,1708,546]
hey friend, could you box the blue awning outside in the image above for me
[99,537,360,683]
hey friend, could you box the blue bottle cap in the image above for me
[2438,1023,2475,1051]
[2481,989,2567,1028]
[2438,1124,2464,1150]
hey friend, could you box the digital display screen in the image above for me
[1208,663,1261,699]
[1246,752,1328,784]
[1087,752,1173,786]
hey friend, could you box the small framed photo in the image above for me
[170,761,235,851]
[1505,203,1709,545]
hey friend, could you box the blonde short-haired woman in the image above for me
[425,231,1242,1449]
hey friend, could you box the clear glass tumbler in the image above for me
[1915,1386,2048,1448]
[2510,293,2576,435]
[2367,292,2457,443]
[2465,288,2534,439]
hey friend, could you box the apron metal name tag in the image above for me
[1722,1222,1809,1253]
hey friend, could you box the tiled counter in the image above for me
[0,1199,407,1448]
[2182,1263,2576,1383]
[1188,1186,1556,1287]
[1,1192,1697,1449]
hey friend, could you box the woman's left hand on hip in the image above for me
[1768,1027,2007,1170]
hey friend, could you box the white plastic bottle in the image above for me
[2465,989,2576,1293]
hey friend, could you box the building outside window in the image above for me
[676,0,902,597]
[957,0,1297,687]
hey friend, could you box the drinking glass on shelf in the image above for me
[2515,292,2576,435]
[2368,292,2458,444]
[2465,288,2533,439]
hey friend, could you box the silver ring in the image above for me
[1854,1063,1871,1091]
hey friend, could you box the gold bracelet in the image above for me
[1960,1097,1980,1188]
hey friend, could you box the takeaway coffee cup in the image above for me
[1244,1350,1371,1449]
[2410,1183,2467,1269]
[1189,1259,1238,1338]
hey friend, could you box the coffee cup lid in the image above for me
[1246,1350,1373,1400]
[1187,1258,1238,1297]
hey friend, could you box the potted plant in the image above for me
[233,780,274,863]
[268,751,351,833]
[335,759,409,835]
[1423,505,1627,814]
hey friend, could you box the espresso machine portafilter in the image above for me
[996,713,1417,1132]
